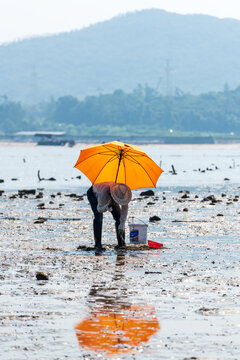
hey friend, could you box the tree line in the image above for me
[0,85,240,135]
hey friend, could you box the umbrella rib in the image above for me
[123,156,127,184]
[124,153,147,165]
[92,153,119,184]
[125,153,156,187]
[102,144,120,155]
[75,149,118,167]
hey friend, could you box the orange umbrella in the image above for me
[75,305,160,355]
[74,141,163,190]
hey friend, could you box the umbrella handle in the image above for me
[128,216,148,226]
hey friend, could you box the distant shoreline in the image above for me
[1,141,240,149]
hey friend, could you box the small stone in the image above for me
[18,189,36,196]
[37,203,45,209]
[140,190,154,196]
[9,195,17,199]
[202,195,216,202]
[183,208,189,212]
[35,194,41,199]
[217,213,223,217]
[149,215,161,222]
[36,272,48,281]
[178,190,190,194]
[34,217,47,224]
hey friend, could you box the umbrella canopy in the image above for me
[74,141,163,190]
[75,305,160,355]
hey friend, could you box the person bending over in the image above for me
[87,182,132,251]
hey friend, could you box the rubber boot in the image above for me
[115,224,126,249]
[93,219,105,251]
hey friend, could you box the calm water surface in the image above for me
[1,144,239,191]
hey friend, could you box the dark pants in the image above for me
[87,186,122,248]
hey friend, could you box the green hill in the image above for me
[1,84,240,135]
[1,9,240,103]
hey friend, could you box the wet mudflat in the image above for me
[0,183,240,359]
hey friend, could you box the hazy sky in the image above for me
[1,0,240,44]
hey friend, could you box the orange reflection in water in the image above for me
[75,305,160,355]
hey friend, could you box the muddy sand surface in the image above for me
[0,186,240,360]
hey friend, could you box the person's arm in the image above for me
[94,184,112,213]
[118,204,128,230]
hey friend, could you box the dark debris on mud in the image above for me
[76,244,163,252]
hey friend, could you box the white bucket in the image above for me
[128,223,148,244]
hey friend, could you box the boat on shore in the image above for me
[13,131,75,146]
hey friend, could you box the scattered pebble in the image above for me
[19,189,36,196]
[36,272,49,281]
[34,217,47,224]
[149,215,161,222]
[140,190,154,197]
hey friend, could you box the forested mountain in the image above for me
[1,85,240,135]
[1,9,240,103]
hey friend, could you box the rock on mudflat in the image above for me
[34,217,47,224]
[36,192,43,199]
[36,272,49,281]
[18,189,36,196]
[140,190,155,197]
[37,203,45,209]
[149,215,161,222]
